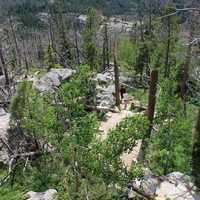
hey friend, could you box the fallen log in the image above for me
[128,184,156,200]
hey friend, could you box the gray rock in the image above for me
[94,72,113,84]
[96,85,116,108]
[33,68,76,92]
[0,75,5,86]
[26,189,57,200]
[0,112,10,165]
[132,171,200,200]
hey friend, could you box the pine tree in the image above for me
[161,3,180,78]
[83,8,99,70]
[44,43,57,71]
[55,0,73,67]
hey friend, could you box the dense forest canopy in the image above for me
[1,0,200,16]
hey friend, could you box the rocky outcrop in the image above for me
[0,108,10,165]
[130,170,200,200]
[26,189,57,200]
[94,68,115,108]
[33,68,76,92]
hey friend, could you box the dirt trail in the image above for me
[99,102,144,169]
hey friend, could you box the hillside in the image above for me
[0,0,200,200]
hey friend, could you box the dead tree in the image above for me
[180,10,196,116]
[74,27,80,65]
[192,109,200,187]
[147,70,158,135]
[114,53,120,107]
[8,16,21,67]
[0,41,9,87]
[102,23,110,71]
[164,16,171,78]
[22,40,29,73]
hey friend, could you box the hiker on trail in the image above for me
[123,92,129,110]
[120,85,126,101]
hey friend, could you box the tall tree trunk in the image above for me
[137,3,144,42]
[164,17,171,78]
[192,109,200,187]
[105,26,110,69]
[147,70,158,136]
[102,23,110,71]
[22,40,29,73]
[0,41,9,87]
[49,15,56,51]
[9,16,21,67]
[148,0,152,37]
[74,28,80,65]
[180,37,192,116]
[114,53,120,108]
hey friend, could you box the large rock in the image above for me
[33,68,76,92]
[156,172,200,200]
[131,171,200,200]
[94,71,114,85]
[0,75,5,86]
[26,189,57,200]
[96,85,116,108]
[0,110,10,165]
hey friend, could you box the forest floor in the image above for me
[99,100,144,169]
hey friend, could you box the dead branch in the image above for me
[0,138,13,154]
[10,150,53,159]
[157,7,200,20]
[128,184,156,200]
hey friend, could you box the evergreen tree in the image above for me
[44,43,57,71]
[55,0,73,67]
[83,8,99,70]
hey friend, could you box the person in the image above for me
[123,92,129,110]
[120,86,126,101]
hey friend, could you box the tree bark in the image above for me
[0,41,9,87]
[114,53,120,107]
[9,16,21,67]
[22,40,29,73]
[192,108,200,187]
[180,36,192,116]
[147,70,158,135]
[102,23,109,71]
[164,17,171,78]
[196,109,200,134]
[74,28,80,65]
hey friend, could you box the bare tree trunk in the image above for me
[148,0,152,37]
[22,40,29,73]
[0,41,9,87]
[180,37,192,116]
[164,17,171,78]
[74,28,80,65]
[138,6,144,42]
[192,109,200,187]
[49,15,56,50]
[147,70,158,135]
[196,109,200,133]
[9,16,21,67]
[180,9,196,116]
[114,53,120,108]
[105,25,110,68]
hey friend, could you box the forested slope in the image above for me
[0,0,200,200]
